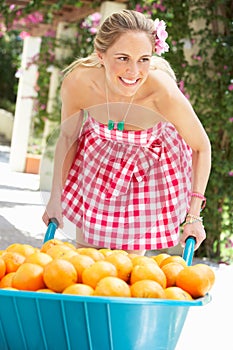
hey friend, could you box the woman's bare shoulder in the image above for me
[61,66,103,106]
[149,69,177,88]
[62,66,99,90]
[147,69,182,104]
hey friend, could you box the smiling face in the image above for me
[97,31,153,99]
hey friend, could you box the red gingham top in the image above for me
[62,113,192,250]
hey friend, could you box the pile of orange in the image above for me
[0,241,215,300]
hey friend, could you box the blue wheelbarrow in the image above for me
[0,219,211,350]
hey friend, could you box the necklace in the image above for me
[105,82,135,131]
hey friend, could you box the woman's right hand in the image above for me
[42,198,64,229]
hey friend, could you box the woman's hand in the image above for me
[42,198,64,229]
[180,221,206,251]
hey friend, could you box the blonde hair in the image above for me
[63,9,176,80]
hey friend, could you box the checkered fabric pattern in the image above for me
[62,114,192,250]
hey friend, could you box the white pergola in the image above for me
[6,0,127,173]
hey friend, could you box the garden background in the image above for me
[0,0,232,262]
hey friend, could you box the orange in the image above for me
[164,287,193,301]
[128,253,140,260]
[94,276,131,297]
[62,241,77,250]
[161,262,185,287]
[25,252,53,267]
[131,255,158,267]
[150,253,170,266]
[6,243,35,257]
[0,272,16,288]
[82,261,117,289]
[62,283,94,296]
[110,250,128,256]
[76,248,105,261]
[1,287,18,291]
[61,250,79,260]
[40,239,65,253]
[12,263,45,291]
[160,255,187,268]
[46,245,74,259]
[63,254,95,282]
[0,256,6,279]
[176,264,214,298]
[99,248,113,257]
[130,263,167,288]
[2,252,25,273]
[36,288,56,293]
[43,258,77,293]
[193,264,215,289]
[105,253,133,282]
[131,280,166,298]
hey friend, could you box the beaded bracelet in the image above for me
[191,192,206,210]
[183,219,202,227]
[186,213,203,222]
[183,213,203,227]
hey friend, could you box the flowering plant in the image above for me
[153,18,169,55]
[0,0,232,261]
[81,12,101,35]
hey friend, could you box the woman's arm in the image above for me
[152,70,211,249]
[42,71,84,228]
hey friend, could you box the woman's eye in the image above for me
[117,57,150,63]
[118,57,128,61]
[139,57,150,63]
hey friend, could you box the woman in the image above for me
[42,10,211,255]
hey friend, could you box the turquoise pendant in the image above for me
[108,120,125,131]
[108,120,115,130]
[117,121,125,131]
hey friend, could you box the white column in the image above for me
[40,22,76,191]
[100,1,127,21]
[9,36,41,172]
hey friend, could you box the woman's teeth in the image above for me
[121,78,137,85]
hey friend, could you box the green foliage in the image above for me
[0,0,232,261]
[130,0,233,262]
[0,31,23,113]
[181,1,233,261]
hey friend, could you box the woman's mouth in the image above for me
[120,77,140,86]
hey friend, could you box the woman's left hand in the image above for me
[180,221,206,250]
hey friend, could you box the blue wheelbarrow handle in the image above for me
[182,236,196,266]
[44,218,59,243]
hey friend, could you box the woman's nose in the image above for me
[126,62,139,76]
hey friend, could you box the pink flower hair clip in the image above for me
[153,18,169,55]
